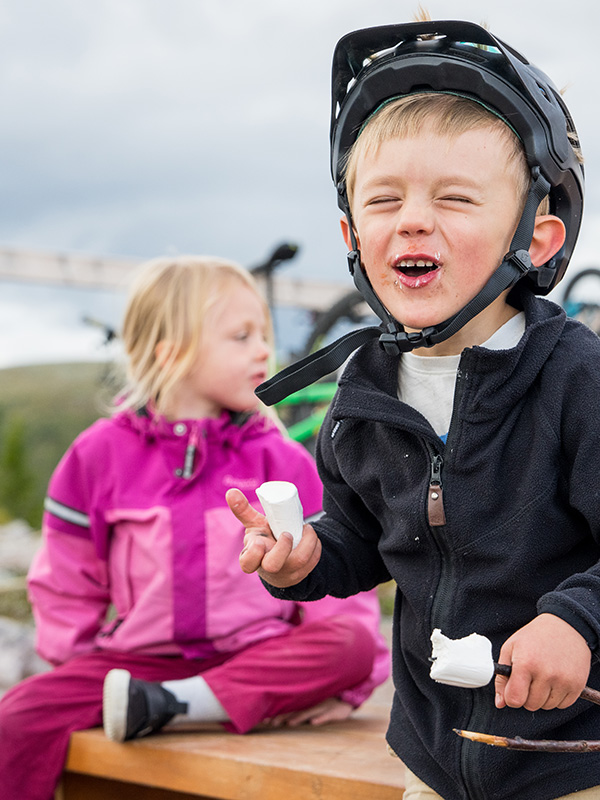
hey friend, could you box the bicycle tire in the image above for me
[301,290,374,357]
[561,267,600,336]
[562,267,600,306]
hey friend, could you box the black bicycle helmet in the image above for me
[256,19,584,405]
[332,20,583,292]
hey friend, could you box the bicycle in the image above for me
[560,267,600,335]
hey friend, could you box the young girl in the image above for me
[0,255,389,800]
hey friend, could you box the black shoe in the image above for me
[102,669,188,742]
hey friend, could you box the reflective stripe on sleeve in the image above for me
[44,497,91,528]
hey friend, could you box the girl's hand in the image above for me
[265,698,354,728]
[225,488,321,588]
[495,613,591,711]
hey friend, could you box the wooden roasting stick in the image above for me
[455,729,600,752]
[455,663,600,752]
[428,631,600,753]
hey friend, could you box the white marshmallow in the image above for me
[429,628,495,688]
[255,481,304,549]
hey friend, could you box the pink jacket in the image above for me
[29,408,389,707]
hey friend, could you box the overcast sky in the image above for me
[1,0,599,366]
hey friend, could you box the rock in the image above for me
[0,616,49,696]
[0,521,41,573]
[0,522,47,695]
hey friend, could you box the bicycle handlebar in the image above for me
[250,243,299,276]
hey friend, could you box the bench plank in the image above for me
[59,774,211,800]
[61,702,404,800]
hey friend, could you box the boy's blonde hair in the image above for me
[343,93,538,214]
[117,255,273,415]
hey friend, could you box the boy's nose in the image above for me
[395,200,434,236]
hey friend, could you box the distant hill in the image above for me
[0,362,122,528]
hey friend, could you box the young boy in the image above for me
[227,19,599,800]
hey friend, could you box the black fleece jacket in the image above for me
[269,289,600,800]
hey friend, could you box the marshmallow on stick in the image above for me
[430,628,495,688]
[255,481,304,549]
[431,628,600,708]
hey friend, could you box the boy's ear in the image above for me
[340,216,360,251]
[529,214,566,268]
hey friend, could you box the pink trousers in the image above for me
[0,615,375,800]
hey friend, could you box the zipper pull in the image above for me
[428,453,446,526]
[182,426,200,479]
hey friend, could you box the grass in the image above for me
[0,361,121,528]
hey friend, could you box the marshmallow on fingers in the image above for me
[256,481,304,549]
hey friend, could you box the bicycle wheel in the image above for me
[301,290,378,357]
[561,267,600,335]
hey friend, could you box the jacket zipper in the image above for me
[425,445,480,798]
[460,691,487,800]
[426,368,486,800]
[182,425,200,479]
[441,366,485,800]
[428,452,446,526]
[426,443,453,630]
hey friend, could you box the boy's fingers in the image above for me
[496,658,552,711]
[226,488,268,528]
[264,530,322,585]
[497,673,530,709]
[260,532,295,573]
[239,534,273,574]
[239,533,294,580]
[494,673,508,709]
[495,642,515,708]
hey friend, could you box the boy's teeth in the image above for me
[400,259,434,268]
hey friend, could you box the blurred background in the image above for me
[0,0,599,367]
[0,0,598,687]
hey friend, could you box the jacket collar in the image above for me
[115,405,273,447]
[332,290,566,428]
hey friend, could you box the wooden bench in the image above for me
[58,690,405,800]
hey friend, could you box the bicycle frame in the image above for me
[275,383,338,443]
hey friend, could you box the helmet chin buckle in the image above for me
[347,249,361,275]
[504,249,533,276]
[379,326,438,356]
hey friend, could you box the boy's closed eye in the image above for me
[365,196,402,207]
[441,195,473,203]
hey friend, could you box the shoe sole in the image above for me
[103,668,131,742]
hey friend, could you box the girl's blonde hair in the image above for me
[116,255,273,415]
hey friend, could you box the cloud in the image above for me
[0,0,598,365]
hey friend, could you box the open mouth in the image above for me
[392,256,441,289]
[396,258,439,278]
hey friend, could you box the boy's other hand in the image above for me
[495,613,591,712]
[225,488,321,588]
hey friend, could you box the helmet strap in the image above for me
[255,168,550,406]
[348,166,551,355]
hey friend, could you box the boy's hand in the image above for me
[225,488,321,588]
[495,613,591,711]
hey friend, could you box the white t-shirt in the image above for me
[397,312,526,441]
